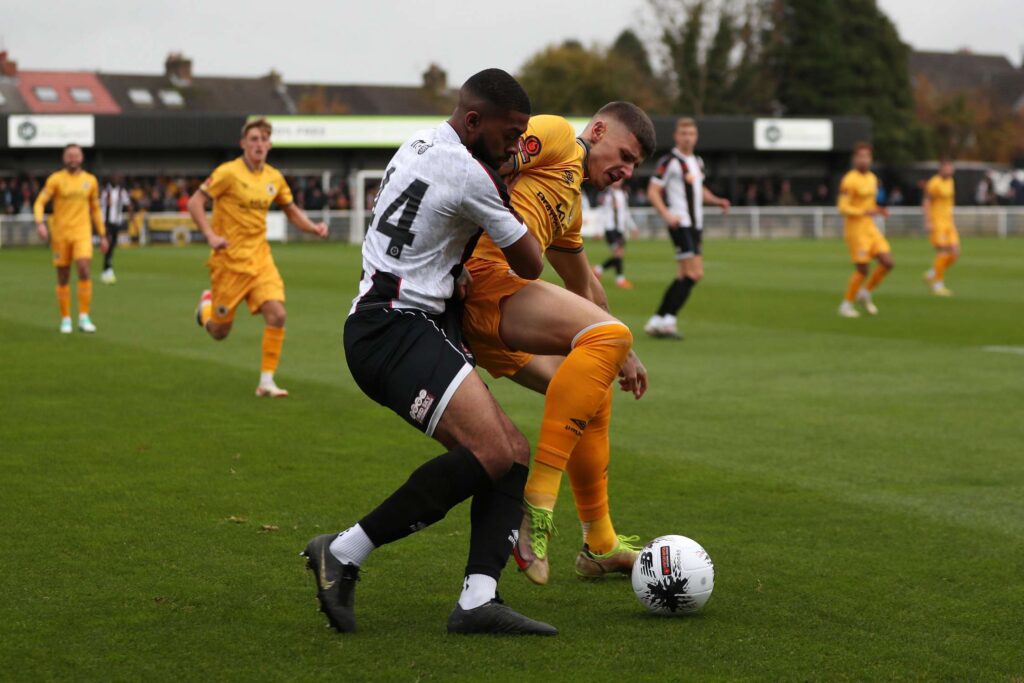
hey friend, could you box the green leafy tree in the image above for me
[517,40,668,116]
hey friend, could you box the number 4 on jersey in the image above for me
[373,174,430,259]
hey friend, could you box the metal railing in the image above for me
[4,206,1024,248]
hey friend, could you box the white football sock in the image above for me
[330,524,376,566]
[259,371,274,386]
[458,574,497,610]
[926,268,935,279]
[594,265,604,275]
[646,314,663,326]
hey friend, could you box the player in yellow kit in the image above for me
[462,103,656,584]
[837,143,893,318]
[34,143,109,334]
[187,118,328,397]
[922,160,959,296]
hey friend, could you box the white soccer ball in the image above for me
[631,535,715,615]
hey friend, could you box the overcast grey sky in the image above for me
[2,1,1022,85]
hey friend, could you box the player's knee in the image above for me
[208,324,230,341]
[689,270,704,282]
[264,306,286,328]
[505,428,531,468]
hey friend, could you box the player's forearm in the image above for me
[283,204,318,233]
[647,186,673,223]
[32,195,48,223]
[187,192,215,238]
[91,206,106,236]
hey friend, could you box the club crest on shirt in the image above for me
[266,183,275,195]
[82,181,90,190]
[561,170,574,186]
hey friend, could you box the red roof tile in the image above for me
[17,71,121,114]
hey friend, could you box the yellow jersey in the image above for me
[925,175,955,228]
[473,115,587,263]
[200,157,294,274]
[33,169,105,240]
[837,170,879,233]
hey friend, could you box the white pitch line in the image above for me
[982,346,1024,356]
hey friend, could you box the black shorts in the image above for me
[668,226,702,259]
[344,306,475,437]
[604,229,625,248]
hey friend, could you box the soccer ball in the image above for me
[631,535,715,615]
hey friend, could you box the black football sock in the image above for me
[359,446,490,547]
[614,258,624,276]
[656,278,685,317]
[669,276,697,316]
[103,229,117,270]
[464,462,529,580]
[601,256,617,271]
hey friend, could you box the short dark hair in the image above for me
[461,68,531,115]
[852,141,873,154]
[596,101,656,159]
[63,143,82,152]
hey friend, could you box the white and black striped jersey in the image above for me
[351,122,527,316]
[100,184,132,225]
[650,149,705,229]
[599,187,635,233]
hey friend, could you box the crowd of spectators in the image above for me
[5,170,1024,218]
[0,174,353,216]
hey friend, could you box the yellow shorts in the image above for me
[845,227,891,264]
[930,224,960,248]
[462,257,534,379]
[209,263,285,324]
[52,237,93,267]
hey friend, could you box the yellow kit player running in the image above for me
[187,118,328,397]
[34,143,109,334]
[837,142,893,318]
[922,159,959,296]
[462,103,656,584]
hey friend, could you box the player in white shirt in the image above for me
[645,117,730,339]
[592,179,636,289]
[301,69,555,637]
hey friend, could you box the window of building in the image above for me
[69,87,94,103]
[128,88,154,106]
[33,86,59,102]
[158,90,184,107]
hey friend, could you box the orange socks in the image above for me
[933,253,956,281]
[199,300,212,327]
[844,271,866,303]
[261,326,285,373]
[77,280,92,315]
[533,322,632,477]
[56,285,71,318]
[566,390,619,554]
[865,265,891,292]
[523,461,563,511]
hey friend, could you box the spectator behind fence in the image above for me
[777,179,797,206]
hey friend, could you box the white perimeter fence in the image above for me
[3,206,1024,248]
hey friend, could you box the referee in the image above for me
[644,117,730,339]
[100,174,133,284]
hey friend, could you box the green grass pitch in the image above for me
[1,237,1022,681]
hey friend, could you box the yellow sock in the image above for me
[865,264,891,292]
[844,271,866,302]
[56,284,71,318]
[523,461,562,511]
[534,322,632,483]
[77,280,92,315]
[566,391,618,554]
[261,326,285,373]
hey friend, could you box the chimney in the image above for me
[165,52,193,87]
[422,63,447,96]
[0,50,17,78]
